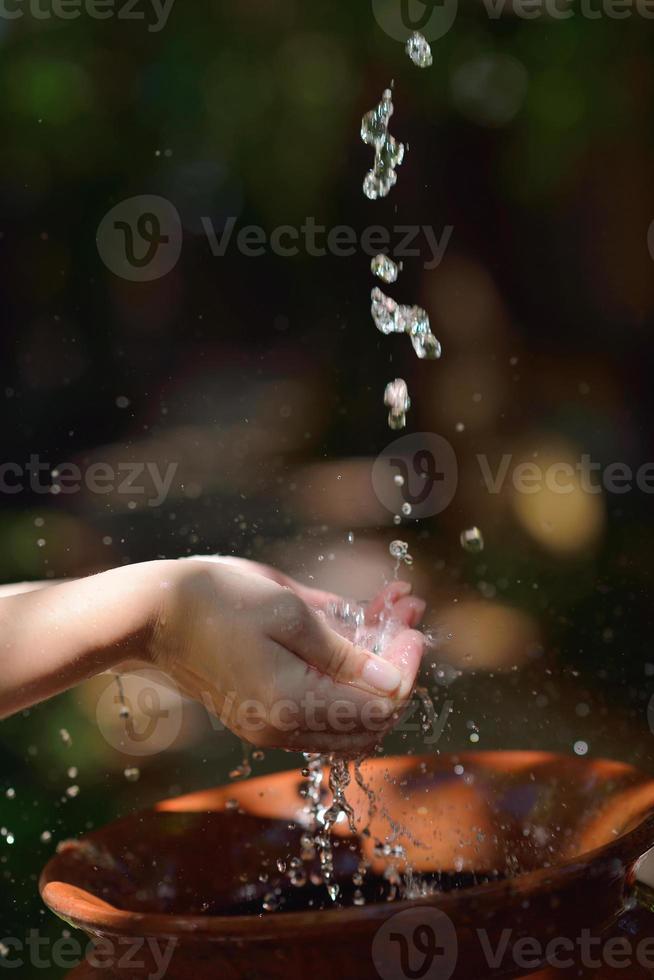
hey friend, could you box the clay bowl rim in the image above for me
[40,751,654,942]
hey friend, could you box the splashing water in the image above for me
[319,597,407,655]
[361,88,405,200]
[406,32,434,69]
[371,254,400,284]
[115,675,130,719]
[384,378,411,430]
[460,526,484,553]
[389,540,414,576]
[371,288,442,360]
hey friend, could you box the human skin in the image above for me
[0,557,425,753]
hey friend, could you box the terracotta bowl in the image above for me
[41,752,654,979]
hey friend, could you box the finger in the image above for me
[387,596,426,628]
[365,581,413,623]
[379,629,425,698]
[267,599,405,698]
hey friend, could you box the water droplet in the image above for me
[66,785,80,798]
[406,32,433,69]
[401,502,412,517]
[574,740,589,756]
[394,474,405,487]
[371,254,400,284]
[5,788,15,800]
[124,767,140,783]
[229,763,252,780]
[327,883,340,902]
[384,378,411,430]
[371,289,441,359]
[389,540,413,568]
[460,526,484,553]
[361,89,406,200]
[262,892,279,912]
[59,729,72,747]
[40,831,52,843]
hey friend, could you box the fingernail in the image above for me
[408,599,426,627]
[361,656,403,694]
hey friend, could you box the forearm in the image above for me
[0,561,171,718]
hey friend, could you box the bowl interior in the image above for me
[41,752,654,921]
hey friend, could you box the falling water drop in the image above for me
[384,378,411,430]
[406,32,433,69]
[371,289,442,360]
[371,254,400,284]
[460,527,484,553]
[361,88,406,200]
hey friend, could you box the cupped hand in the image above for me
[148,557,426,753]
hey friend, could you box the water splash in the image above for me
[371,254,400,284]
[115,675,130,719]
[361,88,405,200]
[389,540,413,575]
[460,526,484,552]
[371,288,442,360]
[384,378,411,430]
[406,32,433,69]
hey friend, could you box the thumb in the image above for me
[268,601,405,698]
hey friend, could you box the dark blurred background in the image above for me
[2,1,654,974]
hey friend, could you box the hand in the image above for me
[147,557,426,753]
